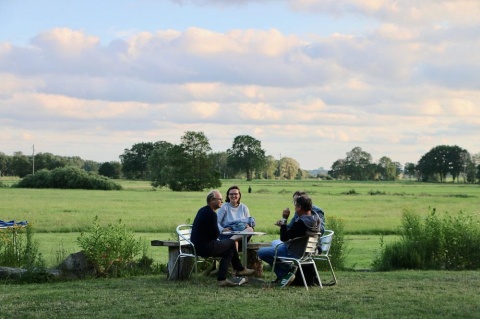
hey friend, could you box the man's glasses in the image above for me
[214,198,223,202]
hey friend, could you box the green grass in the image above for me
[1,271,479,319]
[1,178,480,318]
[2,179,478,234]
[1,178,478,269]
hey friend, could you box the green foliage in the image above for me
[227,135,266,181]
[15,166,122,190]
[325,216,348,270]
[149,132,221,191]
[372,208,480,270]
[0,224,38,267]
[341,188,359,195]
[0,223,48,283]
[77,217,144,277]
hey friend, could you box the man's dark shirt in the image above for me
[190,205,220,256]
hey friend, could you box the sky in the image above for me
[1,0,479,170]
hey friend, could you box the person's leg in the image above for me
[258,243,291,279]
[210,239,244,281]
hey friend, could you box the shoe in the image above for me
[231,277,247,286]
[218,279,238,287]
[279,272,295,288]
[236,268,255,276]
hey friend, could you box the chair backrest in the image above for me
[176,224,195,253]
[295,232,321,259]
[318,230,334,256]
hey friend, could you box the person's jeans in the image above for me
[258,239,297,279]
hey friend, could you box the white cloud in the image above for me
[1,0,479,169]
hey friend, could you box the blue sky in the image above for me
[1,0,479,170]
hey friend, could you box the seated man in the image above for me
[191,189,255,287]
[288,190,325,235]
[258,194,321,287]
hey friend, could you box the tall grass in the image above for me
[0,223,42,268]
[372,207,480,270]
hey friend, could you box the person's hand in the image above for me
[282,208,290,219]
[223,227,231,232]
[274,220,284,227]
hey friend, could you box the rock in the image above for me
[56,251,95,278]
[0,266,27,279]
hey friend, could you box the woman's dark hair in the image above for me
[225,185,242,204]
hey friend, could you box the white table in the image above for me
[222,231,266,267]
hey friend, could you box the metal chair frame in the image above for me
[169,224,216,280]
[272,232,322,290]
[313,229,337,286]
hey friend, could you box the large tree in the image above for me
[148,141,174,188]
[227,135,266,181]
[149,132,221,191]
[404,162,416,180]
[417,145,468,182]
[262,155,278,179]
[120,142,158,179]
[344,147,373,180]
[278,156,300,180]
[377,156,398,181]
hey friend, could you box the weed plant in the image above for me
[372,207,480,270]
[77,216,144,277]
[0,223,41,268]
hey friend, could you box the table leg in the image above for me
[241,234,248,268]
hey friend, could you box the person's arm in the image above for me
[216,206,227,232]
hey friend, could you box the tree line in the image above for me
[2,132,479,191]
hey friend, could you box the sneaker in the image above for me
[278,272,295,288]
[236,268,255,276]
[218,279,238,287]
[231,277,247,286]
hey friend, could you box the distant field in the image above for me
[1,178,478,268]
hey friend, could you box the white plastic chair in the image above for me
[313,229,337,286]
[272,231,322,290]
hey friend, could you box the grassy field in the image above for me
[1,178,479,269]
[1,178,479,318]
[1,271,479,319]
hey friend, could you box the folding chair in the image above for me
[313,229,337,286]
[272,231,322,290]
[169,224,217,280]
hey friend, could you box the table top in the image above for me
[222,231,266,236]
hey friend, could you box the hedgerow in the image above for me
[15,166,122,190]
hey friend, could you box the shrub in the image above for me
[77,217,144,277]
[372,208,480,271]
[324,216,348,270]
[0,223,43,268]
[15,166,122,190]
[341,189,358,195]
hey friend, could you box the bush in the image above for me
[77,217,144,277]
[0,222,49,282]
[15,167,122,190]
[372,208,480,270]
[324,216,348,270]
